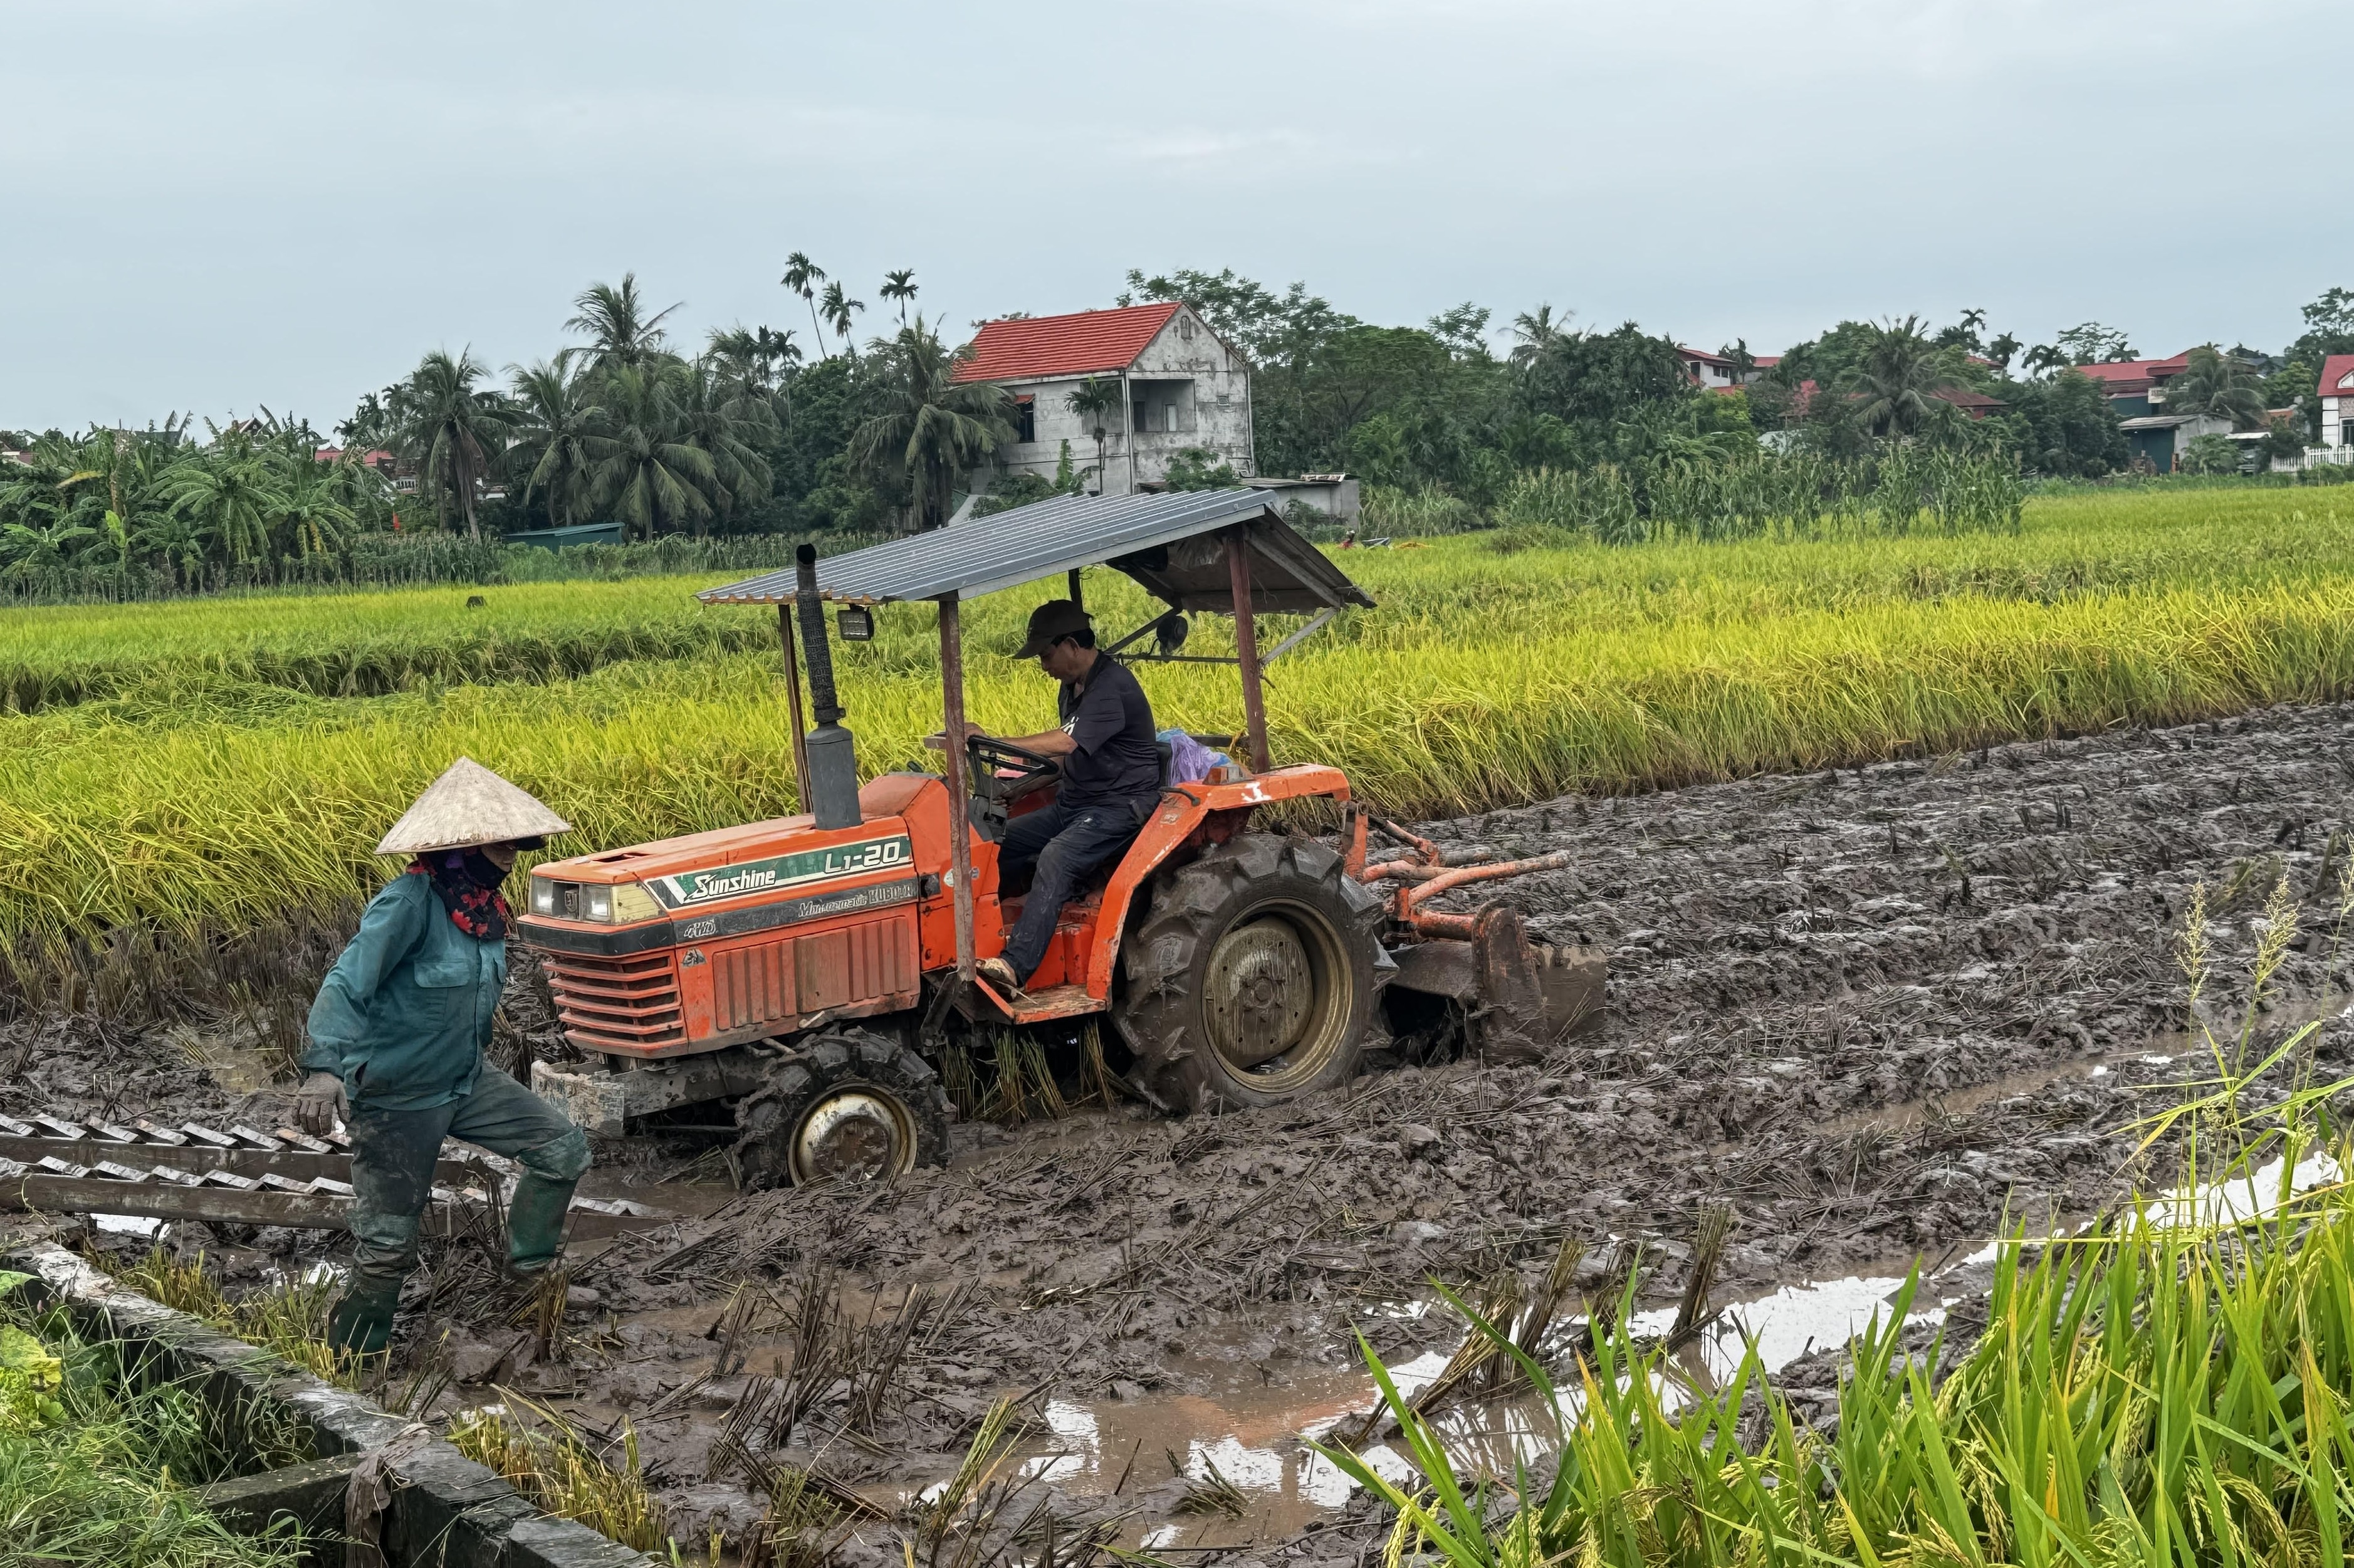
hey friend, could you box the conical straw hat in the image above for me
[375,757,573,856]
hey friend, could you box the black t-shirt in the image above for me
[1057,653,1161,809]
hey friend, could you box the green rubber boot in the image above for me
[503,1173,579,1281]
[326,1280,400,1358]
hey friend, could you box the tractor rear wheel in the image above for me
[1115,833,1386,1113]
[732,1028,950,1188]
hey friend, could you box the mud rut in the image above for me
[14,702,2354,1561]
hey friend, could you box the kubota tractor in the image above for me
[523,491,1598,1186]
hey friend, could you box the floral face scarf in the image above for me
[409,849,512,941]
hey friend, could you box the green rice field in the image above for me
[6,486,2354,945]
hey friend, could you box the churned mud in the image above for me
[14,702,2354,1560]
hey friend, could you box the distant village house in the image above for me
[955,302,1253,498]
[1678,346,1774,391]
[2320,355,2354,452]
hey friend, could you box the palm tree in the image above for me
[1509,305,1574,371]
[852,317,1015,532]
[881,269,919,325]
[2022,343,2068,379]
[751,325,800,379]
[2163,344,2268,429]
[820,281,864,353]
[671,360,777,534]
[337,390,393,452]
[1065,377,1121,494]
[1839,316,1962,439]
[0,516,98,585]
[704,328,763,390]
[268,450,356,560]
[782,253,830,360]
[567,274,681,372]
[159,424,290,563]
[136,507,209,588]
[390,348,516,536]
[582,362,716,540]
[507,355,605,529]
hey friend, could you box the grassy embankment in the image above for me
[0,1268,309,1565]
[1,486,2351,948]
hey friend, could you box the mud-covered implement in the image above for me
[521,490,1602,1173]
[0,1113,671,1235]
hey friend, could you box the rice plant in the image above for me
[1317,897,2354,1568]
[447,1394,672,1553]
[0,489,2352,953]
[0,573,781,714]
[110,1249,354,1389]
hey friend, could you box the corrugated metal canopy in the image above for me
[698,489,1374,615]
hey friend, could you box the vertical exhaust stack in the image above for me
[795,544,862,830]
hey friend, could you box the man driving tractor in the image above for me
[970,598,1161,997]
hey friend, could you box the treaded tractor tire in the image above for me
[1114,833,1386,1114]
[732,1028,951,1188]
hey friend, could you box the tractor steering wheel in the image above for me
[966,734,1061,806]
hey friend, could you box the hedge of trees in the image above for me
[8,263,2351,600]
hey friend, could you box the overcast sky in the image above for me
[4,0,2347,432]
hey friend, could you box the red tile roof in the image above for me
[1786,380,2004,417]
[953,301,1184,384]
[1934,387,2006,416]
[2320,355,2354,399]
[2069,354,2189,392]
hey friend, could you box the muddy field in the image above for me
[12,702,2354,1561]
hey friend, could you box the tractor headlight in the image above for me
[585,885,614,923]
[530,877,556,916]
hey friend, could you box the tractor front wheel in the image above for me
[1115,834,1386,1114]
[732,1028,950,1188]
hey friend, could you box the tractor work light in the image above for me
[837,605,874,642]
[528,876,659,923]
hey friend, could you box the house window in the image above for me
[1179,317,1196,342]
[1131,380,1193,434]
[1013,398,1035,444]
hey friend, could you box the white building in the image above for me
[1677,345,1774,390]
[2321,355,2354,450]
[953,302,1253,496]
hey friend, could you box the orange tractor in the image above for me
[522,492,1599,1186]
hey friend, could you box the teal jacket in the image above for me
[301,872,507,1111]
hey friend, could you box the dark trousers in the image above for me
[998,797,1143,980]
[346,1064,590,1292]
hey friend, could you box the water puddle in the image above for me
[2140,1149,2343,1228]
[166,1022,282,1093]
[995,1266,1943,1543]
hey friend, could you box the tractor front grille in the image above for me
[541,950,686,1053]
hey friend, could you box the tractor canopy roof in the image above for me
[698,489,1373,616]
